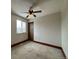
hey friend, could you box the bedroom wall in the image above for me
[61,8,68,57]
[34,12,61,47]
[11,13,28,45]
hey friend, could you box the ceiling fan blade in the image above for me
[29,2,37,10]
[29,0,49,10]
[26,15,29,18]
[33,14,36,17]
[33,10,42,13]
[29,6,32,10]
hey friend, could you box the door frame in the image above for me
[28,22,34,41]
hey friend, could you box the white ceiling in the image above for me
[11,0,67,19]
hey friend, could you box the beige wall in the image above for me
[61,8,68,57]
[11,14,28,45]
[34,12,61,47]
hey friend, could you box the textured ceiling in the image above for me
[11,0,67,19]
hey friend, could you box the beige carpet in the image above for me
[11,41,65,59]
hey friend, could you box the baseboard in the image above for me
[11,40,67,59]
[61,48,67,59]
[33,41,62,49]
[33,40,67,59]
[11,39,29,47]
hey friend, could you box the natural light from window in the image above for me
[16,20,26,33]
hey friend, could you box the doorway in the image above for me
[28,22,34,41]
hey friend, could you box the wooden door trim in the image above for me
[28,22,34,41]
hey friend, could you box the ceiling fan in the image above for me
[22,6,42,18]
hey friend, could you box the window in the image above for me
[16,20,26,33]
[22,22,26,32]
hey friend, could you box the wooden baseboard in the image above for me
[11,40,67,59]
[33,41,62,49]
[33,40,67,59]
[61,48,67,59]
[11,39,29,47]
